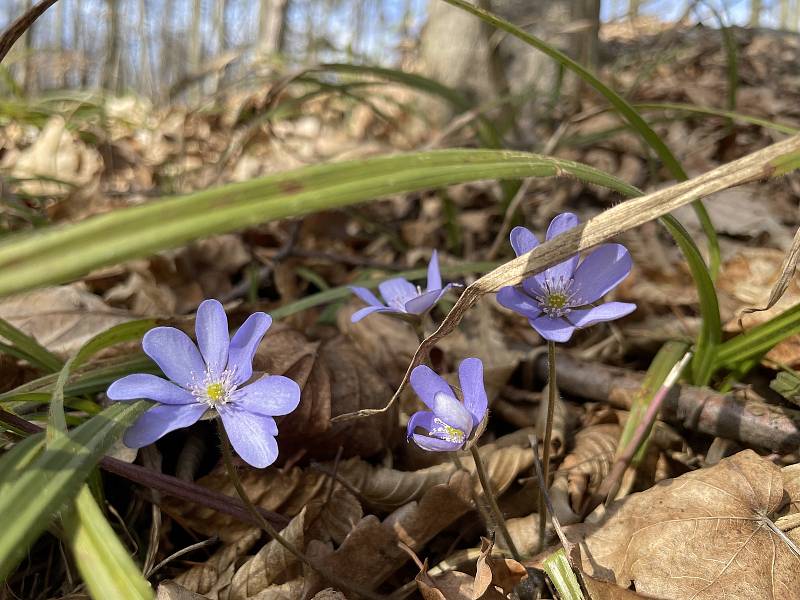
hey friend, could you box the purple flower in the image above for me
[497,213,636,343]
[107,299,301,468]
[350,250,453,323]
[406,358,488,452]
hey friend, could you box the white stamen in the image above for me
[428,417,465,445]
[189,367,239,407]
[532,273,582,318]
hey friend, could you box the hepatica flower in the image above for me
[497,213,636,343]
[350,250,453,323]
[407,358,488,452]
[107,299,300,468]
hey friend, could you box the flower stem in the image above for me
[468,444,523,562]
[216,421,383,600]
[539,340,557,551]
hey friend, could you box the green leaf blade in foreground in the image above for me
[0,400,148,582]
[63,487,153,600]
[0,149,638,298]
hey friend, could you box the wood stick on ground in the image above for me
[534,354,800,453]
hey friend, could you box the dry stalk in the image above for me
[334,133,800,423]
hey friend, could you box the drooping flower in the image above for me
[107,299,301,468]
[496,213,636,343]
[350,250,453,323]
[406,358,488,452]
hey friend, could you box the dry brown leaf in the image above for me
[550,423,621,525]
[718,248,800,365]
[254,325,399,460]
[0,285,132,357]
[305,470,474,593]
[310,589,347,600]
[227,489,361,600]
[5,116,102,196]
[338,305,419,385]
[473,538,527,598]
[572,450,800,599]
[416,564,475,600]
[174,530,261,598]
[156,580,209,600]
[165,433,532,540]
[581,574,663,599]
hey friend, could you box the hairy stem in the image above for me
[216,421,383,600]
[469,445,523,562]
[539,340,557,551]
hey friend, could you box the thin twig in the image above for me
[468,445,523,562]
[144,537,219,579]
[0,0,59,64]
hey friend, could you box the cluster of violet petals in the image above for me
[406,358,488,452]
[107,299,300,468]
[350,250,453,322]
[497,212,636,343]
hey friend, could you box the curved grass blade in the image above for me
[0,316,62,372]
[0,400,148,582]
[633,103,799,135]
[660,216,721,386]
[439,0,720,277]
[47,320,155,436]
[0,149,638,298]
[714,302,800,371]
[62,487,153,600]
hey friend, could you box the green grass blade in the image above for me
[714,303,800,370]
[633,103,799,135]
[0,317,62,373]
[0,432,45,495]
[617,341,690,464]
[0,149,637,298]
[48,320,156,438]
[660,216,721,386]
[0,400,148,581]
[439,0,720,277]
[62,487,153,600]
[543,549,584,600]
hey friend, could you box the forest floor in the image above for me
[2,20,800,600]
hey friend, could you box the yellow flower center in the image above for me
[206,382,225,403]
[545,292,568,310]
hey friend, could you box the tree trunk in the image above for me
[103,0,122,93]
[138,0,152,95]
[54,0,65,89]
[258,0,289,56]
[418,0,600,132]
[22,0,34,94]
[749,0,762,27]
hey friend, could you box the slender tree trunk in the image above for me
[212,0,227,92]
[103,0,121,92]
[189,0,203,98]
[780,0,790,28]
[258,0,289,56]
[749,0,762,27]
[54,0,65,88]
[138,0,152,96]
[22,0,34,94]
[629,0,641,19]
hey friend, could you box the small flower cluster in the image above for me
[108,212,634,464]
